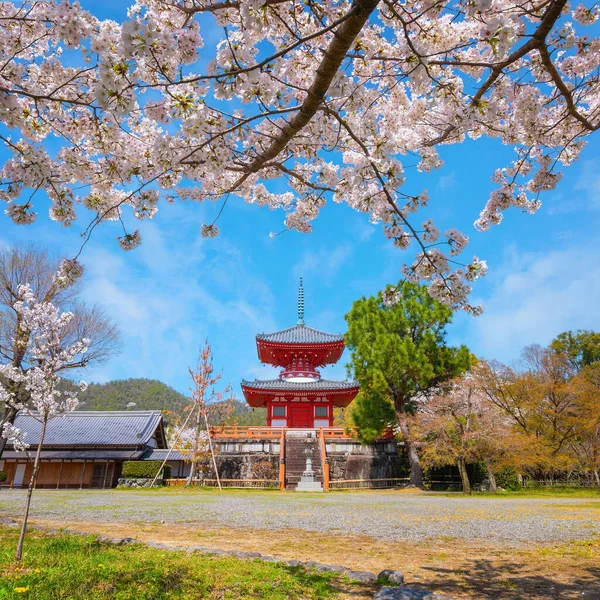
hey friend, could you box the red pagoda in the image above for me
[241,279,359,428]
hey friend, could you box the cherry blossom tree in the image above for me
[1,0,598,311]
[414,372,515,493]
[0,285,88,561]
[0,246,120,460]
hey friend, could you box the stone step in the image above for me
[284,434,323,489]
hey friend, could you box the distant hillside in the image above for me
[73,378,188,413]
[66,378,266,426]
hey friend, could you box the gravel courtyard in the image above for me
[2,489,599,598]
[0,489,598,546]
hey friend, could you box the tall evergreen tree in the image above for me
[550,330,600,373]
[345,282,471,487]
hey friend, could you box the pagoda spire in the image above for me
[297,277,305,325]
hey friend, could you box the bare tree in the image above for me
[0,245,121,458]
[185,342,230,487]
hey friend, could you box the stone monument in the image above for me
[296,449,323,492]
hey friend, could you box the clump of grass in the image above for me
[436,487,600,498]
[0,526,359,599]
[533,537,600,560]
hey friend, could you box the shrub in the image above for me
[121,461,171,480]
[0,471,7,482]
[495,467,522,491]
[252,460,277,480]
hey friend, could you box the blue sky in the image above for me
[1,2,599,397]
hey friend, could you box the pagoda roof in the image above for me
[241,378,357,391]
[241,378,359,408]
[256,324,344,345]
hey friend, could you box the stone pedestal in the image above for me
[296,456,323,492]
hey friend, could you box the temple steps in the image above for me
[284,432,323,490]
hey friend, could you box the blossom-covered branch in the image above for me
[0,0,598,310]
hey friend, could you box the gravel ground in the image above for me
[0,489,598,546]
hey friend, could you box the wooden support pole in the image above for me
[279,427,286,490]
[56,460,64,489]
[203,410,221,491]
[102,462,110,489]
[79,459,87,489]
[319,427,329,491]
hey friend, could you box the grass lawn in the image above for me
[0,527,373,599]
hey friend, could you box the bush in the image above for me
[121,461,171,480]
[252,460,277,480]
[0,471,7,482]
[494,467,522,491]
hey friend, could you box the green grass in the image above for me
[436,487,600,498]
[115,486,282,494]
[0,527,359,599]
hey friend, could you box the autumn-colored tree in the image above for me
[345,281,471,487]
[565,363,600,484]
[475,349,582,476]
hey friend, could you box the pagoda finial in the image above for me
[297,277,305,325]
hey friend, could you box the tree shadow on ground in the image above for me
[422,559,600,599]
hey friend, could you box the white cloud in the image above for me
[292,244,352,282]
[436,171,456,192]
[463,243,600,363]
[77,230,277,394]
[547,159,600,216]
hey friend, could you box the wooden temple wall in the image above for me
[1,460,117,489]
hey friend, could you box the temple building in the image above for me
[241,278,359,428]
[0,281,406,491]
[0,411,167,489]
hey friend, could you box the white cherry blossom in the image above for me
[0,0,597,312]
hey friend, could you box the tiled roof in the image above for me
[1,449,145,460]
[241,379,358,391]
[10,411,163,448]
[257,324,344,344]
[141,448,190,461]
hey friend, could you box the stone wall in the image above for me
[326,439,406,481]
[117,477,163,488]
[196,436,405,483]
[209,438,280,480]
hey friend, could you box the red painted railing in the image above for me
[209,426,284,439]
[209,426,360,439]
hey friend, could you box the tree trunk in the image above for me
[397,415,424,487]
[186,404,203,486]
[457,456,471,495]
[0,405,18,460]
[15,415,48,561]
[485,459,497,493]
[593,469,600,487]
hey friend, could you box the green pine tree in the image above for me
[550,330,600,372]
[345,281,471,486]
